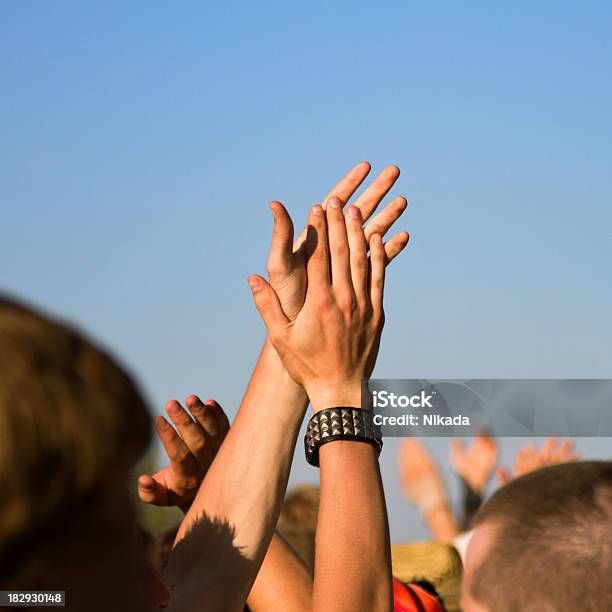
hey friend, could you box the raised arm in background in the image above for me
[399,439,459,542]
[496,437,579,485]
[449,435,499,529]
[138,395,312,612]
[161,163,409,612]
[250,194,409,612]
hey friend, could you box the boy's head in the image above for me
[461,460,612,611]
[0,296,152,608]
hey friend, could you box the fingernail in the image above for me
[312,205,323,216]
[167,402,181,416]
[269,202,278,220]
[348,205,361,220]
[328,197,341,209]
[156,416,169,429]
[247,276,261,290]
[189,401,202,412]
[372,233,382,245]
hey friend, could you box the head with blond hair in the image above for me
[0,296,153,609]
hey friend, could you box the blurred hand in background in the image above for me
[449,435,499,494]
[497,437,580,486]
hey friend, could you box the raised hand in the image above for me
[137,395,230,511]
[268,162,409,320]
[497,437,580,485]
[249,197,396,411]
[399,439,449,511]
[449,435,499,493]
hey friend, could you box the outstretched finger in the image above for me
[352,165,401,222]
[267,201,295,280]
[294,162,371,249]
[345,205,369,301]
[155,415,199,490]
[186,395,229,453]
[322,161,372,208]
[542,437,559,456]
[305,205,331,295]
[558,439,576,459]
[368,233,386,313]
[384,232,410,265]
[364,196,408,243]
[326,197,354,298]
[497,466,511,486]
[166,400,212,468]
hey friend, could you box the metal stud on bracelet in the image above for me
[304,407,383,467]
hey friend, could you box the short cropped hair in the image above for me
[472,461,612,611]
[0,296,151,578]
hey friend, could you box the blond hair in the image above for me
[0,296,151,575]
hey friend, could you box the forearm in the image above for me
[247,531,313,612]
[163,339,308,611]
[423,502,459,542]
[313,441,393,612]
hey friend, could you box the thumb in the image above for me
[247,275,289,338]
[267,201,295,279]
[138,474,169,506]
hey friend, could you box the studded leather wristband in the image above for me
[304,407,383,467]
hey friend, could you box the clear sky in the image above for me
[2,1,611,541]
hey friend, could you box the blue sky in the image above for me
[2,1,611,540]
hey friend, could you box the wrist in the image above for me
[462,474,487,494]
[261,338,308,402]
[422,498,451,518]
[305,379,369,412]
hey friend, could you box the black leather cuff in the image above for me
[304,407,383,467]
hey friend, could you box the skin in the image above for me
[461,523,497,612]
[156,163,409,611]
[251,197,397,611]
[139,395,312,612]
[450,436,499,494]
[398,439,459,542]
[497,437,579,485]
[249,201,385,410]
[138,396,229,511]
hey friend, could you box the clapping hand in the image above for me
[138,395,230,512]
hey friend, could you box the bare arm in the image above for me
[315,441,392,611]
[155,162,408,611]
[138,395,312,612]
[162,342,307,612]
[398,439,459,542]
[247,531,313,612]
[251,194,408,611]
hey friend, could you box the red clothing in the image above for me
[393,577,445,612]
